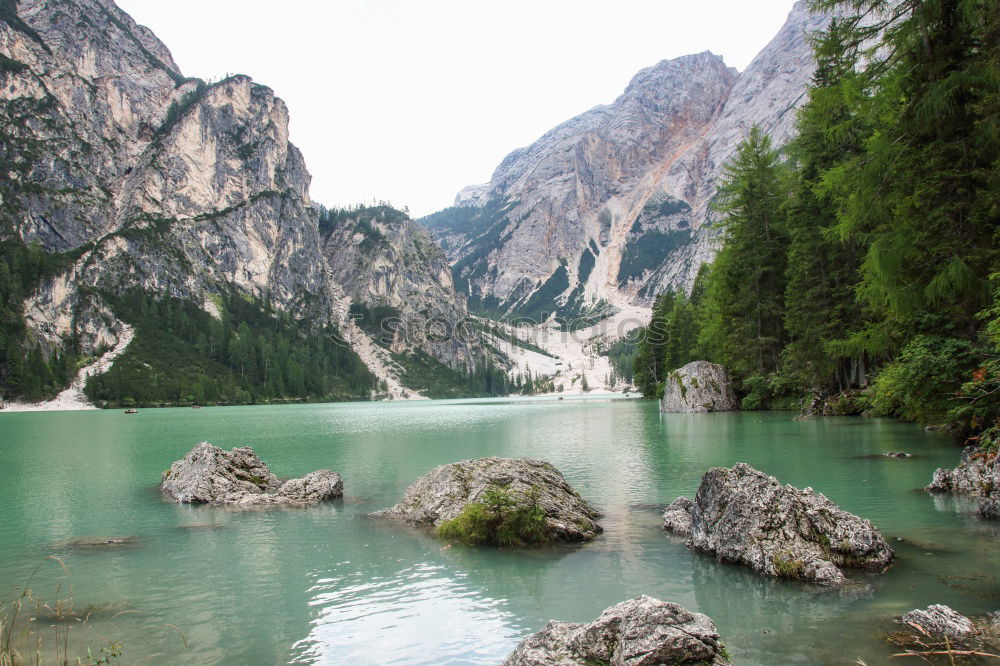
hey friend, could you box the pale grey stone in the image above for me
[501,595,732,666]
[659,361,738,413]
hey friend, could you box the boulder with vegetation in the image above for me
[926,447,999,520]
[161,442,343,506]
[663,463,893,584]
[500,595,732,666]
[659,361,738,413]
[371,457,602,545]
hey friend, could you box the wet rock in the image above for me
[925,446,999,520]
[371,457,602,542]
[55,537,139,550]
[663,463,894,584]
[659,361,738,413]
[501,595,732,666]
[662,497,694,536]
[897,605,978,640]
[161,442,342,506]
[884,451,913,459]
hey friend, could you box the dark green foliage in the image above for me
[867,334,975,423]
[391,349,512,399]
[700,127,790,384]
[436,484,553,547]
[513,262,569,323]
[0,0,51,53]
[633,289,700,398]
[0,53,27,74]
[601,329,641,385]
[84,290,374,407]
[348,302,402,347]
[617,228,692,286]
[156,81,208,137]
[475,320,556,358]
[0,240,84,401]
[576,248,596,286]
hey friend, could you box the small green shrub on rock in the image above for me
[437,484,553,547]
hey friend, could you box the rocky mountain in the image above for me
[425,1,839,318]
[0,0,478,401]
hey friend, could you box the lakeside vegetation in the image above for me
[633,0,999,445]
[437,484,553,547]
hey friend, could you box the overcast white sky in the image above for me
[115,0,797,217]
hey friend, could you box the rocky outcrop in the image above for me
[925,447,999,520]
[662,496,694,535]
[429,1,844,317]
[659,361,738,413]
[161,442,342,506]
[663,463,893,584]
[501,595,732,666]
[371,457,602,542]
[897,605,978,641]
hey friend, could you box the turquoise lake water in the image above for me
[1,396,997,664]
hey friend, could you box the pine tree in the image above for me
[704,126,790,380]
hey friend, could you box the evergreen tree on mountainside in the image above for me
[781,18,870,393]
[812,0,999,350]
[811,0,1000,427]
[701,126,790,382]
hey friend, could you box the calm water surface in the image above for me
[1,397,997,665]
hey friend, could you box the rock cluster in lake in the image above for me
[501,595,731,666]
[371,457,602,542]
[663,463,894,584]
[659,361,738,413]
[161,442,342,506]
[926,446,999,520]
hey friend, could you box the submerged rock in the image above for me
[663,463,893,584]
[925,446,999,520]
[501,595,731,666]
[371,457,602,542]
[897,605,978,640]
[161,442,343,506]
[659,361,738,413]
[883,451,913,459]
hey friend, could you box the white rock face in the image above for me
[501,596,732,666]
[430,1,843,316]
[659,361,738,413]
[897,605,978,640]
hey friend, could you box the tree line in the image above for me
[634,0,999,444]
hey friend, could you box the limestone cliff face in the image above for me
[0,0,475,383]
[321,206,475,367]
[431,1,837,315]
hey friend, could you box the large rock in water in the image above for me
[925,446,1000,520]
[659,361,738,413]
[663,463,893,584]
[161,442,343,506]
[371,457,602,542]
[501,596,732,666]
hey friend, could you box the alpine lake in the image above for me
[1,396,997,664]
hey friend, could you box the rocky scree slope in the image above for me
[0,0,478,398]
[426,1,841,319]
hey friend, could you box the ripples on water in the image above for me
[0,396,997,665]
